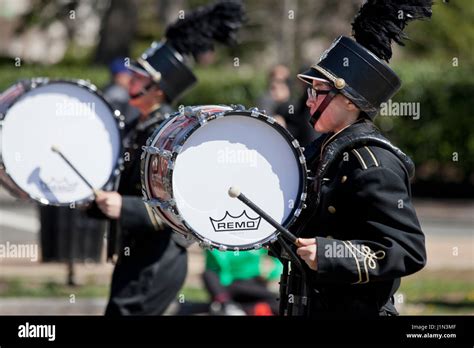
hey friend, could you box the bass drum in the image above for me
[0,78,124,206]
[141,105,308,251]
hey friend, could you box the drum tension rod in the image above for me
[142,146,173,159]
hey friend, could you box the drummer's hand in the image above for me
[296,238,318,271]
[95,190,122,219]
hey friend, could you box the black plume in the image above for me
[165,0,246,59]
[352,0,433,62]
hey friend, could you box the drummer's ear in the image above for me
[342,97,359,112]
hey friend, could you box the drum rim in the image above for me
[141,105,308,251]
[0,78,125,206]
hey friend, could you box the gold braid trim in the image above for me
[342,241,386,285]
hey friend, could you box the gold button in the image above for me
[334,78,346,89]
[341,175,347,183]
[328,206,336,214]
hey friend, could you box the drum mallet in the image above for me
[228,186,301,247]
[51,145,100,197]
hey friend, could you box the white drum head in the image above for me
[172,114,303,248]
[1,82,121,205]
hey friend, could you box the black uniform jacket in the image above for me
[289,119,427,316]
[88,105,189,315]
[88,105,175,256]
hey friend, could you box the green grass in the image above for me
[179,286,209,303]
[0,277,110,298]
[398,269,474,315]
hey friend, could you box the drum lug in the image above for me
[253,243,262,250]
[232,104,246,111]
[265,116,275,124]
[199,239,212,250]
[250,108,260,118]
[189,109,210,125]
[218,245,228,251]
[183,106,195,117]
[145,198,175,211]
[114,110,125,129]
[196,110,210,125]
[294,208,302,217]
[215,111,225,119]
[142,145,172,159]
[292,139,300,148]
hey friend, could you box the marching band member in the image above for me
[280,0,433,316]
[89,0,245,315]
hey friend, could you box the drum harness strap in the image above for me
[309,88,339,127]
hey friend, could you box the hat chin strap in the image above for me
[309,89,338,127]
[130,82,156,100]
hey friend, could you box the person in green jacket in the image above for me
[203,249,282,315]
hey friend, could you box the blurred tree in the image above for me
[404,0,474,64]
[94,0,138,64]
[156,0,185,27]
[14,0,79,40]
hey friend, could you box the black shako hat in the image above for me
[298,0,433,119]
[129,42,197,103]
[129,0,245,103]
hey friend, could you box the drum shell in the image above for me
[142,112,200,236]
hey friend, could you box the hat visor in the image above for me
[297,67,330,86]
[128,61,151,78]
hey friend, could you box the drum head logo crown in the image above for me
[210,211,261,232]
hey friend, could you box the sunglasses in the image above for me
[307,86,332,100]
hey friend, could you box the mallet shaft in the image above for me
[229,187,300,246]
[51,145,98,196]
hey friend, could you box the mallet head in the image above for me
[51,145,60,153]
[228,186,241,198]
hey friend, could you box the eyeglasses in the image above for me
[307,86,332,100]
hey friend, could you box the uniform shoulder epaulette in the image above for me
[350,146,379,170]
